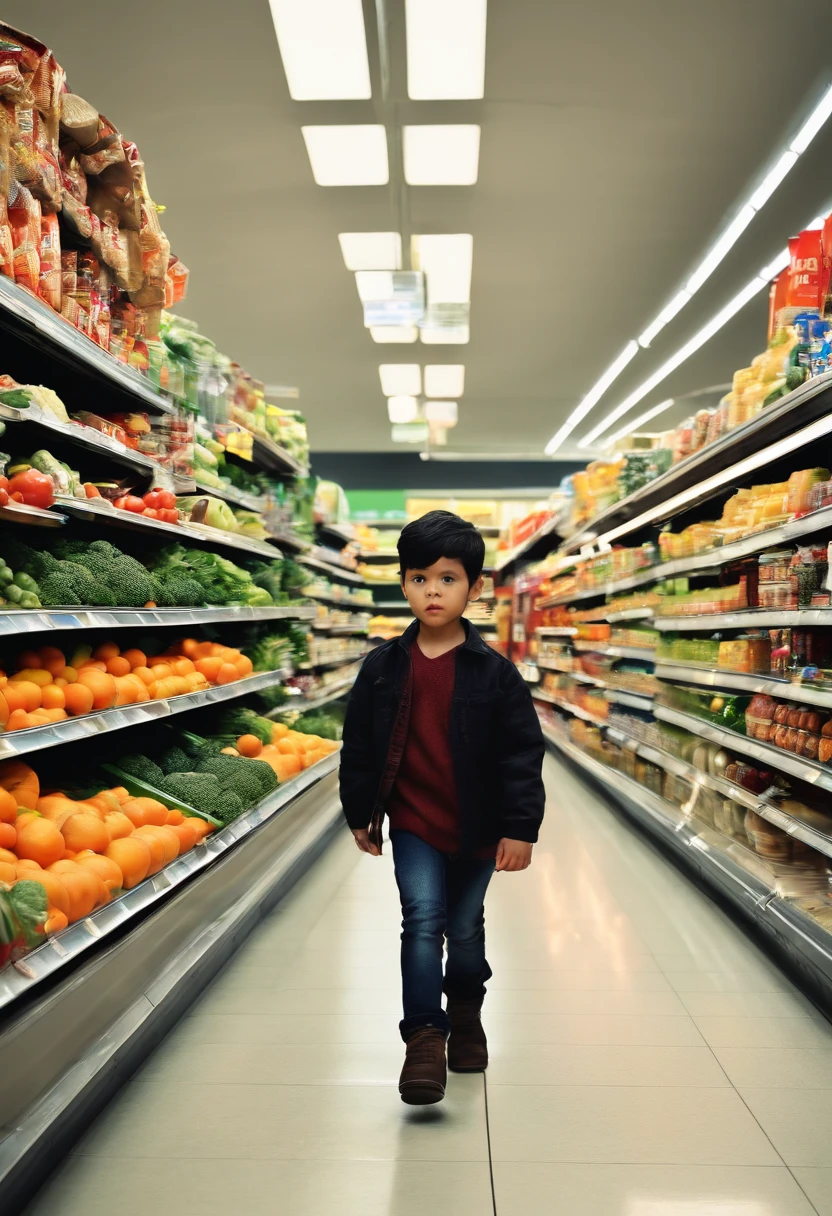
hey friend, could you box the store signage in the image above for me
[363,271,425,327]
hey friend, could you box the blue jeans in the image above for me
[391,829,496,1041]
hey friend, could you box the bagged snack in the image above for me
[78,116,125,175]
[8,181,40,292]
[788,229,823,311]
[37,210,60,309]
[59,93,100,149]
[0,36,36,104]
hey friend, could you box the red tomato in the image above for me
[0,475,8,492]
[157,490,177,510]
[0,488,8,506]
[142,508,159,519]
[7,469,54,509]
[159,508,179,524]
[117,495,146,513]
[142,490,164,510]
[84,483,101,498]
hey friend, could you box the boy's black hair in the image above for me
[397,510,485,586]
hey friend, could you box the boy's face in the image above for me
[401,557,483,628]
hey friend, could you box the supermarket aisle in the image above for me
[24,752,832,1216]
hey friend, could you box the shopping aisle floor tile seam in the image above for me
[483,1073,498,1216]
[572,760,823,1215]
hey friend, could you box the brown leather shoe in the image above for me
[399,1028,447,1105]
[447,996,488,1072]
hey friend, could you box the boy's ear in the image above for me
[468,574,484,602]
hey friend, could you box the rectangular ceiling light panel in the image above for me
[370,325,419,343]
[420,325,470,344]
[302,125,388,185]
[339,233,402,271]
[388,396,419,423]
[412,234,473,303]
[379,364,422,396]
[270,0,371,100]
[403,125,481,185]
[424,365,465,397]
[405,0,487,100]
[425,400,459,424]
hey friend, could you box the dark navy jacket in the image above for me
[339,620,545,855]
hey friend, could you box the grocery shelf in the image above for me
[493,515,560,573]
[193,479,267,513]
[317,522,356,547]
[300,554,365,586]
[0,500,66,528]
[251,433,308,478]
[0,274,178,416]
[0,751,340,1014]
[656,660,832,710]
[307,543,359,571]
[516,660,541,684]
[300,651,370,672]
[654,703,832,796]
[304,588,375,610]
[656,608,832,631]
[531,689,606,724]
[604,688,654,709]
[542,722,832,1015]
[0,402,193,492]
[371,599,412,612]
[573,641,657,662]
[273,675,357,715]
[0,762,343,1213]
[358,551,400,562]
[561,368,832,554]
[0,604,316,637]
[0,668,290,761]
[536,626,577,637]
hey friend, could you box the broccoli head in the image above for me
[115,753,165,787]
[196,755,265,808]
[158,745,192,775]
[105,556,160,607]
[161,772,242,823]
[212,789,245,824]
[215,707,274,746]
[156,576,208,607]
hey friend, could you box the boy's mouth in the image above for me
[426,604,443,613]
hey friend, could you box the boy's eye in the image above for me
[442,576,455,584]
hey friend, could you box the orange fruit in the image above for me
[121,797,169,828]
[60,867,106,921]
[2,685,26,715]
[93,642,120,661]
[0,846,18,866]
[77,851,123,892]
[216,663,238,686]
[44,908,69,934]
[121,649,147,670]
[37,646,66,676]
[16,650,41,670]
[166,808,185,826]
[168,820,198,853]
[181,638,199,659]
[110,786,130,804]
[188,817,214,840]
[0,787,17,825]
[171,657,196,677]
[29,870,70,917]
[76,669,117,711]
[194,656,222,682]
[150,663,174,681]
[106,837,152,889]
[104,810,135,840]
[40,684,66,710]
[112,676,139,707]
[236,734,263,758]
[106,656,131,678]
[85,791,122,817]
[0,861,16,883]
[131,666,155,687]
[78,660,107,672]
[15,858,41,872]
[16,811,42,830]
[234,655,254,677]
[0,822,15,850]
[132,827,165,875]
[63,682,94,716]
[135,824,179,867]
[58,666,78,684]
[61,813,110,855]
[10,681,41,712]
[16,818,65,867]
[272,722,289,740]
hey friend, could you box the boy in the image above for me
[340,510,545,1106]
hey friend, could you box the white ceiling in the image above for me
[10,1,832,456]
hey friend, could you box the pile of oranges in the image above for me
[0,638,254,732]
[230,723,340,782]
[0,758,215,936]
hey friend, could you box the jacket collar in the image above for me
[396,616,490,657]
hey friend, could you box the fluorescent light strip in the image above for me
[603,398,676,447]
[559,80,832,433]
[425,365,465,397]
[379,364,421,396]
[405,0,487,100]
[301,125,388,186]
[403,125,480,185]
[370,326,419,344]
[339,233,401,271]
[580,273,769,448]
[544,342,638,455]
[269,0,371,100]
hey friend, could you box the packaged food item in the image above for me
[758,581,797,610]
[758,550,792,583]
[746,694,777,741]
[37,210,59,308]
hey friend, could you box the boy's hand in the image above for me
[495,838,533,872]
[352,828,380,856]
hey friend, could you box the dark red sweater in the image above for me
[387,642,462,855]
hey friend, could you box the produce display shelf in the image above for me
[561,369,832,554]
[656,661,832,710]
[371,599,412,612]
[531,689,606,724]
[300,555,365,586]
[304,589,375,610]
[604,688,654,709]
[654,703,832,796]
[251,433,308,478]
[542,721,832,1011]
[656,609,832,631]
[300,652,370,672]
[350,517,407,529]
[317,522,356,547]
[536,626,577,637]
[0,403,193,492]
[0,604,316,637]
[51,494,284,562]
[0,274,178,416]
[0,501,66,528]
[0,751,340,1013]
[307,543,359,572]
[572,641,657,662]
[358,551,400,562]
[0,667,290,761]
[193,479,267,514]
[273,676,357,715]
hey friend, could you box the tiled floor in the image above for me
[25,754,832,1215]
